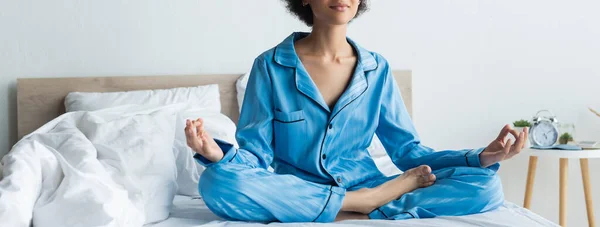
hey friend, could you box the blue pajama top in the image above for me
[196,32,485,189]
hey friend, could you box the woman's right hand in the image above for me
[185,118,224,163]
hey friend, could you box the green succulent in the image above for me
[513,119,531,127]
[559,133,574,145]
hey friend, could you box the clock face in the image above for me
[532,121,558,146]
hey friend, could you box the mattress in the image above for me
[146,196,559,227]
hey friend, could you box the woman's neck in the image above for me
[299,24,354,59]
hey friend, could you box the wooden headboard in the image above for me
[17,70,412,139]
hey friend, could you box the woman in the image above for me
[185,0,528,222]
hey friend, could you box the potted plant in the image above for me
[559,132,574,145]
[513,119,531,128]
[513,119,532,148]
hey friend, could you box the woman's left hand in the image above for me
[480,125,529,168]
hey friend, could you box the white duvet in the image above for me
[0,104,191,227]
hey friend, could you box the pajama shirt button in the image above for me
[322,154,326,160]
[336,177,342,183]
[328,123,333,129]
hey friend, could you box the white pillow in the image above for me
[65,84,221,113]
[235,73,388,158]
[172,108,238,197]
[236,73,250,113]
[372,155,403,176]
[367,135,387,158]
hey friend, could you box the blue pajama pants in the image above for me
[198,154,504,223]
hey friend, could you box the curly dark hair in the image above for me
[283,0,369,26]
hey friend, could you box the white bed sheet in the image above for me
[146,196,559,227]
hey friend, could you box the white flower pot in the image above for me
[514,127,532,148]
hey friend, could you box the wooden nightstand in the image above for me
[523,148,599,227]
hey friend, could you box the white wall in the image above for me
[1,0,599,226]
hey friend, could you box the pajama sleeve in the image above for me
[374,59,497,172]
[194,57,274,169]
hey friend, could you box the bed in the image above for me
[13,71,558,227]
[147,195,556,227]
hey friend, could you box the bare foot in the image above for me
[185,118,224,163]
[396,164,437,189]
[344,165,436,214]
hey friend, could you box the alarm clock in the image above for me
[529,110,560,147]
